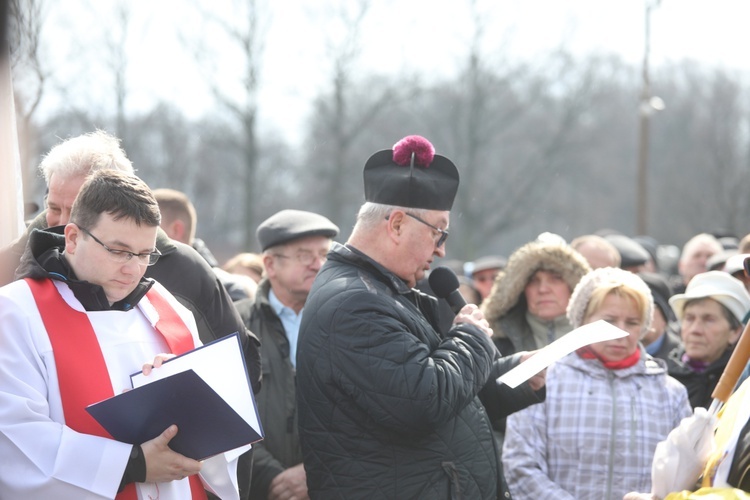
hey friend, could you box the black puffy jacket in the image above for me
[296,243,544,500]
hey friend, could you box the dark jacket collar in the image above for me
[21,227,154,312]
[335,242,414,295]
[154,227,178,257]
[329,243,445,343]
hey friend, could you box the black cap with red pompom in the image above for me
[363,135,459,211]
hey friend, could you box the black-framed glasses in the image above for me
[396,212,449,248]
[78,226,161,266]
[273,251,328,267]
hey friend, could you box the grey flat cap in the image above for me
[257,209,339,251]
[471,255,507,274]
[605,234,651,268]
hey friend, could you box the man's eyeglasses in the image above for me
[273,251,328,267]
[78,226,161,266]
[406,213,449,247]
[387,212,449,248]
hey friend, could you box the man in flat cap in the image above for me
[470,254,507,301]
[236,209,338,500]
[295,135,546,499]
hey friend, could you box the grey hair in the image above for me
[39,130,134,183]
[680,233,722,263]
[355,202,430,232]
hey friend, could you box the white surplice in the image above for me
[0,279,246,499]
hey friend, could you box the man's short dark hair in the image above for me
[70,170,161,230]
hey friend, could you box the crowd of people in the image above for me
[1,130,750,499]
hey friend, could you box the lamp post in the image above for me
[636,0,663,235]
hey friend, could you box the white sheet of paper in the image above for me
[131,335,261,435]
[496,320,628,388]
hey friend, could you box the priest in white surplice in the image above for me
[0,170,246,499]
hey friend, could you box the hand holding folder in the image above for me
[86,333,264,460]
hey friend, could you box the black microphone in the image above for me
[428,266,467,314]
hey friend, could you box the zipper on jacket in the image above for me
[630,395,636,454]
[287,409,295,433]
[606,373,616,500]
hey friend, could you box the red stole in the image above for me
[26,278,207,500]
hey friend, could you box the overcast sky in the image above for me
[38,0,750,146]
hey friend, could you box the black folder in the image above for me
[86,333,263,460]
[86,369,260,460]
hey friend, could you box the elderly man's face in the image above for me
[397,211,449,288]
[680,242,720,284]
[265,235,331,304]
[473,268,499,300]
[46,174,87,227]
[680,298,742,364]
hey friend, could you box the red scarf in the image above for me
[26,278,207,500]
[576,345,641,370]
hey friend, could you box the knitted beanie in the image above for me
[566,267,654,338]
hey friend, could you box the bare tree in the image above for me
[183,0,270,250]
[8,0,46,121]
[650,63,750,240]
[702,70,750,234]
[312,0,370,224]
[296,0,429,231]
[7,0,47,200]
[102,0,131,140]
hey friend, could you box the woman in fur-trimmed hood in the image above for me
[482,240,591,357]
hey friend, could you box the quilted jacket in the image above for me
[296,243,544,499]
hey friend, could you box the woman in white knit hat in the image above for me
[503,267,691,500]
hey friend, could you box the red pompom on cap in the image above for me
[392,135,435,168]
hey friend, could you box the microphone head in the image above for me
[428,266,461,299]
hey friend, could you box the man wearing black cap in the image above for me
[295,135,545,499]
[237,209,338,500]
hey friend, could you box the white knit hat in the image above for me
[669,271,750,324]
[567,267,654,338]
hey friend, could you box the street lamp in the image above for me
[636,0,664,235]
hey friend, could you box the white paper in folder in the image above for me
[496,320,628,388]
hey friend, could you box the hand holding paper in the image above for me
[86,333,263,460]
[497,320,628,388]
[518,351,547,391]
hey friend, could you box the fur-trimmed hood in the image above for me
[481,241,591,328]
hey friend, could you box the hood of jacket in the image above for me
[18,226,153,311]
[482,241,591,334]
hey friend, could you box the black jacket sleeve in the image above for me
[478,352,546,420]
[146,238,262,394]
